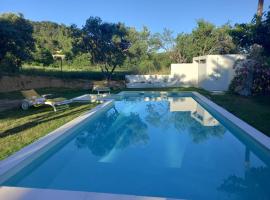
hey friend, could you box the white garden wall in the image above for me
[171,63,198,86]
[125,54,246,91]
[193,54,246,91]
[125,74,183,88]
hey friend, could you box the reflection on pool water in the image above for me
[2,96,270,200]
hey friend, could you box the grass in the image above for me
[0,87,270,160]
[2,65,171,81]
[209,93,270,136]
[18,65,131,81]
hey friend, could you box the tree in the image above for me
[70,24,84,56]
[33,48,54,66]
[172,20,237,63]
[173,33,195,63]
[32,21,73,54]
[0,13,34,72]
[153,28,175,52]
[75,17,130,80]
[192,20,236,56]
[152,28,176,61]
[257,0,264,21]
[125,27,151,68]
[229,8,270,96]
[230,9,270,56]
[125,26,168,74]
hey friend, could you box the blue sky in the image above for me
[1,0,269,34]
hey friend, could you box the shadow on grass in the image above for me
[0,104,91,138]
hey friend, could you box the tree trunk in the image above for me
[107,65,117,83]
[257,0,264,20]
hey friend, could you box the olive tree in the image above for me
[74,17,130,80]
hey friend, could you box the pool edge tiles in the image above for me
[0,186,182,200]
[0,100,114,182]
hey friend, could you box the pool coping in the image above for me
[0,91,270,200]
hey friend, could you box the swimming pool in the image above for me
[0,91,270,200]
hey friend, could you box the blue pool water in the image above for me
[1,94,270,199]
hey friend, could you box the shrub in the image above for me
[230,59,270,95]
[0,52,20,73]
[33,48,54,66]
[252,65,270,95]
[230,44,270,96]
[71,53,91,68]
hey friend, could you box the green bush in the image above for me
[71,53,91,68]
[33,48,54,66]
[0,53,20,73]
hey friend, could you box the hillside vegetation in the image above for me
[0,8,269,94]
[0,14,238,78]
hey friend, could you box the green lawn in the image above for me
[209,93,270,136]
[0,87,269,160]
[19,65,132,80]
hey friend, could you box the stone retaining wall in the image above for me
[0,75,124,92]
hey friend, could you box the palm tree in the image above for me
[257,0,264,19]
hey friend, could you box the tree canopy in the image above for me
[72,17,130,80]
[1,11,260,77]
[0,12,241,76]
[173,20,237,63]
[229,9,270,96]
[0,13,34,72]
[32,21,73,53]
[231,10,270,57]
